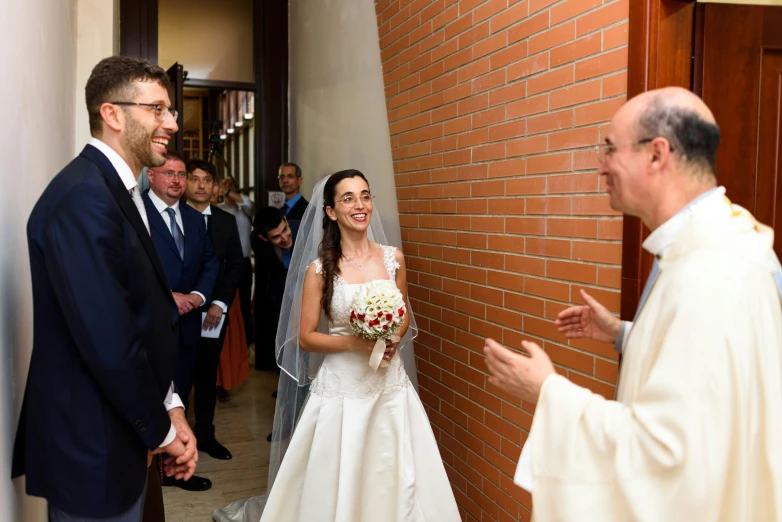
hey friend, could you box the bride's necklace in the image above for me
[343,249,370,270]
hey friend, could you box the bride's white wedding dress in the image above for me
[259,245,461,522]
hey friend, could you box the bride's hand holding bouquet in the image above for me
[349,280,407,371]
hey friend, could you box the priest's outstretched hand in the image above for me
[483,339,555,403]
[554,289,620,344]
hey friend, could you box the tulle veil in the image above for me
[213,174,419,522]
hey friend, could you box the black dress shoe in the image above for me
[216,386,230,403]
[162,475,212,491]
[197,438,233,460]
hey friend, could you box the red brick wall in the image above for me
[374,1,629,520]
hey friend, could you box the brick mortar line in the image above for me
[384,43,629,102]
[442,450,527,505]
[379,0,626,66]
[393,99,628,132]
[404,248,622,265]
[412,316,620,371]
[413,303,621,365]
[386,74,628,129]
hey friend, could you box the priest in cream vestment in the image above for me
[484,87,782,521]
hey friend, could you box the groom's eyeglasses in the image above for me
[111,101,178,122]
[338,194,375,207]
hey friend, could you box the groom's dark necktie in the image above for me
[164,207,185,259]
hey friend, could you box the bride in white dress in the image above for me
[214,171,460,522]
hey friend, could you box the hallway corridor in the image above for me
[163,364,278,521]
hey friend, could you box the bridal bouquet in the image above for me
[349,280,406,371]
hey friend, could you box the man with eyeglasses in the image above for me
[277,162,308,241]
[483,87,782,520]
[14,56,198,522]
[142,151,218,493]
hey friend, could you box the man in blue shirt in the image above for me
[277,162,308,241]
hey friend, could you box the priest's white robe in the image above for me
[522,200,782,521]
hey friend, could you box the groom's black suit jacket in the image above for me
[12,145,179,518]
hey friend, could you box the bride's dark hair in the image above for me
[319,169,370,320]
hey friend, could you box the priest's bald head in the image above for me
[600,87,721,231]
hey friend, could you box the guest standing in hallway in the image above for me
[143,152,218,492]
[218,174,254,347]
[277,162,308,241]
[185,159,244,464]
[252,207,294,372]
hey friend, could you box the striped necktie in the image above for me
[164,207,185,259]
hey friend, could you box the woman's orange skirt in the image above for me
[216,291,249,390]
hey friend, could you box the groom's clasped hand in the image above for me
[149,408,200,481]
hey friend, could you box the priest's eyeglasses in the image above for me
[111,102,178,122]
[338,194,375,207]
[594,138,672,163]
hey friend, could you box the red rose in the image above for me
[386,313,393,321]
[398,308,405,317]
[377,312,383,318]
[358,314,365,321]
[382,325,388,330]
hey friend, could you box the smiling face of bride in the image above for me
[325,176,374,234]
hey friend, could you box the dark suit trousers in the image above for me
[193,321,228,441]
[239,257,253,345]
[255,308,280,371]
[175,337,199,412]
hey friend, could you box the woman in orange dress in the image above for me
[216,290,249,397]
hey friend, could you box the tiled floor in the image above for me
[163,360,278,522]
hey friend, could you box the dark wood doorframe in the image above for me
[255,0,289,205]
[622,0,697,319]
[118,0,288,208]
[120,0,158,63]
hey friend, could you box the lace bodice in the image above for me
[313,245,400,327]
[310,245,409,399]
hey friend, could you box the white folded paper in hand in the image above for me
[200,312,226,338]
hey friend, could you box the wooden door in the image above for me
[696,4,782,259]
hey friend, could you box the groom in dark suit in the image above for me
[13,56,198,521]
[143,152,218,492]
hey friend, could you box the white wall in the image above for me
[73,0,119,153]
[289,0,404,251]
[158,0,254,82]
[0,0,79,520]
